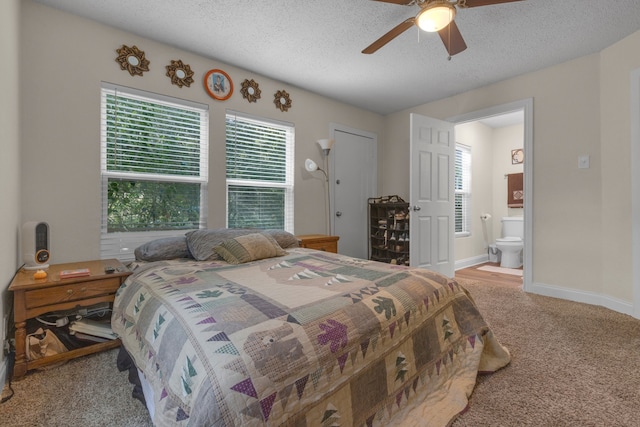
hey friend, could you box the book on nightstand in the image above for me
[59,268,91,279]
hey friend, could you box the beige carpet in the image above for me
[1,279,639,426]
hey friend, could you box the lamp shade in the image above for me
[416,3,456,32]
[305,158,319,172]
[317,139,334,151]
[317,139,334,156]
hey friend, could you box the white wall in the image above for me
[382,31,640,313]
[600,31,640,303]
[19,1,384,263]
[14,2,640,322]
[454,121,493,261]
[454,122,524,262]
[492,124,525,235]
[0,0,21,386]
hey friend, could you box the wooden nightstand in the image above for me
[8,259,131,378]
[297,234,340,253]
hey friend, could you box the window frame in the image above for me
[100,82,209,259]
[225,110,295,233]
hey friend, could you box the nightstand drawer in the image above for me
[303,240,338,252]
[25,277,122,309]
[297,234,339,254]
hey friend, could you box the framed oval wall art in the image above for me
[204,69,233,101]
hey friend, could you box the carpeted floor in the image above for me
[452,279,640,426]
[1,278,639,426]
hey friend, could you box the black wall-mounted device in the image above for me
[23,221,50,270]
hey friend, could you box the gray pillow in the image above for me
[261,229,299,249]
[134,236,192,261]
[185,228,299,261]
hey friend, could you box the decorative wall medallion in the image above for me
[273,90,292,112]
[166,60,194,88]
[240,79,261,103]
[511,148,524,164]
[204,69,233,100]
[115,45,150,76]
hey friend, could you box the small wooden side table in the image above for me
[8,259,131,378]
[297,234,340,253]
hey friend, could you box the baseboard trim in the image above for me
[529,281,635,317]
[454,254,489,271]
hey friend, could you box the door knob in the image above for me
[336,211,342,217]
[412,206,421,211]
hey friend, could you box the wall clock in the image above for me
[204,69,233,100]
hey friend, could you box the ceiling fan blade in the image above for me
[370,0,414,4]
[438,20,467,56]
[362,18,415,54]
[460,0,524,7]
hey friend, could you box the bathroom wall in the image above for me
[491,124,525,241]
[453,121,493,261]
[454,121,524,263]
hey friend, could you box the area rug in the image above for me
[477,265,523,276]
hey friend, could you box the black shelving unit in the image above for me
[368,196,410,265]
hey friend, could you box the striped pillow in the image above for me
[213,233,286,264]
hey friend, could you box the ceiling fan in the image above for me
[362,0,524,57]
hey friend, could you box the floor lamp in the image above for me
[304,138,334,235]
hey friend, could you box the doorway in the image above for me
[448,99,533,291]
[329,124,377,259]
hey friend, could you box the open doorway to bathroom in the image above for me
[448,99,533,291]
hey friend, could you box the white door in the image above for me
[331,126,377,259]
[409,113,455,277]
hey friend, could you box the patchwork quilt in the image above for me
[111,249,510,427]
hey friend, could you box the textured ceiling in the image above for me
[34,0,640,115]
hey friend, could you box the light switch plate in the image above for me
[578,155,590,169]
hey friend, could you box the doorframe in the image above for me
[631,68,640,319]
[447,98,534,292]
[328,123,378,248]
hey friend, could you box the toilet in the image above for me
[495,216,524,268]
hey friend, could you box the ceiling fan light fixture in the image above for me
[416,2,456,33]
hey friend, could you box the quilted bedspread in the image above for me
[111,248,510,427]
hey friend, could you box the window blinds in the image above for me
[225,111,294,232]
[455,144,472,235]
[100,83,209,259]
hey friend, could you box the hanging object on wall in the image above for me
[240,79,261,103]
[273,90,292,112]
[166,60,194,88]
[511,148,524,164]
[204,69,233,100]
[115,44,150,77]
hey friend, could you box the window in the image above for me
[100,83,209,259]
[225,111,294,232]
[455,143,471,236]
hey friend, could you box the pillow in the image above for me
[186,228,258,261]
[134,236,192,261]
[261,229,299,249]
[185,228,299,261]
[213,233,286,264]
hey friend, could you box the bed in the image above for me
[111,229,510,426]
